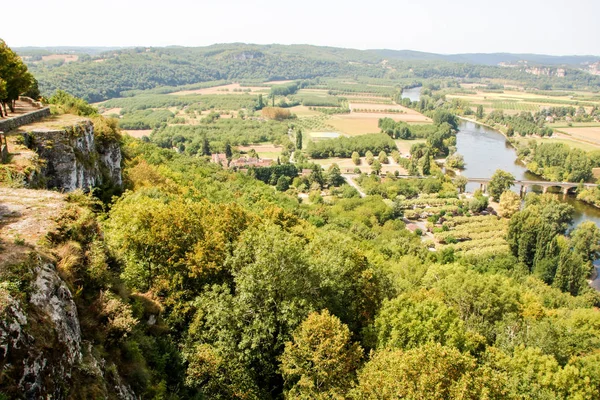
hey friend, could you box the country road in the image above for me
[341,174,366,198]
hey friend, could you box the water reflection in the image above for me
[456,121,600,229]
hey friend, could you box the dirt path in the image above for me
[1,100,39,120]
[0,188,66,266]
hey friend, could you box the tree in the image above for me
[498,190,521,218]
[296,129,303,150]
[453,175,468,193]
[201,134,211,156]
[224,140,233,160]
[0,40,34,114]
[365,151,374,165]
[488,170,515,201]
[553,236,587,296]
[476,104,484,119]
[327,163,344,187]
[506,126,515,137]
[276,175,290,191]
[372,159,382,175]
[280,310,363,399]
[352,344,505,400]
[352,151,361,166]
[256,94,265,110]
[378,151,388,164]
[571,220,600,264]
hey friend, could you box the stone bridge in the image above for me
[467,177,598,196]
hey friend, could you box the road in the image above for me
[341,174,366,198]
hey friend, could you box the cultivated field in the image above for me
[327,112,431,136]
[123,129,152,138]
[41,54,79,63]
[238,143,284,159]
[312,157,408,175]
[555,127,600,145]
[169,83,268,96]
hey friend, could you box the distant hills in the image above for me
[15,44,600,66]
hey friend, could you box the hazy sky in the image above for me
[3,0,599,55]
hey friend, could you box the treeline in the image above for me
[150,118,290,153]
[117,109,175,130]
[0,39,38,116]
[305,133,396,158]
[515,141,597,182]
[101,94,259,113]
[486,110,554,137]
[508,194,599,295]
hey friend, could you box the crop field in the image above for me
[169,83,268,96]
[290,105,321,117]
[554,127,600,145]
[447,89,600,110]
[123,129,152,138]
[489,101,539,112]
[41,54,79,63]
[308,132,342,139]
[435,215,510,257]
[237,143,284,159]
[512,136,599,151]
[395,139,425,154]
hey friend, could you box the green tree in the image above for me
[202,134,211,156]
[571,220,600,264]
[352,344,506,400]
[372,159,382,175]
[296,129,303,150]
[476,104,484,119]
[0,40,34,114]
[352,151,361,166]
[498,190,521,218]
[378,151,388,164]
[488,170,515,201]
[281,310,363,399]
[453,175,468,193]
[365,150,374,165]
[327,163,344,187]
[224,140,233,160]
[276,175,290,191]
[553,236,588,295]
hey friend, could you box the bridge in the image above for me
[467,177,598,196]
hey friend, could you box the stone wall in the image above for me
[0,107,51,133]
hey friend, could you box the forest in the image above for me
[19,43,600,102]
[4,37,600,399]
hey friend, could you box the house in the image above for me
[229,157,273,168]
[211,153,228,165]
[545,116,554,123]
[301,169,313,177]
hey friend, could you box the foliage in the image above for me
[306,134,396,159]
[280,310,363,399]
[487,169,515,201]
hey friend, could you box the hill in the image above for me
[17,44,600,102]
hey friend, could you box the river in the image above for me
[400,86,600,282]
[401,86,422,103]
[456,120,600,228]
[455,121,600,285]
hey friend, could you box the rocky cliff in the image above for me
[22,119,122,192]
[0,189,137,399]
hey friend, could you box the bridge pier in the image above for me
[520,185,528,198]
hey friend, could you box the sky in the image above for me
[3,0,600,55]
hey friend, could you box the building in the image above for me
[229,157,273,169]
[211,153,228,165]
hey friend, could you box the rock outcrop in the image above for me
[22,119,122,192]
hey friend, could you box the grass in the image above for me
[395,139,426,154]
